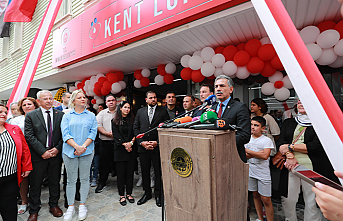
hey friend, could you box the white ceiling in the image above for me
[1,0,342,99]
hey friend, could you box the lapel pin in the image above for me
[13,131,15,135]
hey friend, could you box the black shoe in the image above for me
[64,199,68,209]
[119,196,127,206]
[95,183,106,193]
[137,194,152,205]
[156,196,162,207]
[75,192,80,201]
[126,195,135,204]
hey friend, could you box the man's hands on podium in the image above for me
[141,141,158,150]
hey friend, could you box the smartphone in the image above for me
[292,164,343,191]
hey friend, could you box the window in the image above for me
[0,37,9,66]
[11,22,23,60]
[53,0,72,30]
[83,0,101,11]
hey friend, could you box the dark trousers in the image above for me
[0,173,19,221]
[29,156,62,214]
[116,159,135,196]
[98,140,115,185]
[139,151,162,197]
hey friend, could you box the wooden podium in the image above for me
[158,128,249,221]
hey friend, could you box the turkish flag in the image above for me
[4,0,38,22]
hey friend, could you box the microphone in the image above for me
[177,111,218,128]
[174,116,193,123]
[190,118,242,131]
[204,94,216,106]
[160,121,180,128]
[174,116,200,128]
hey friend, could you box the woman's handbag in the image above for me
[272,127,307,170]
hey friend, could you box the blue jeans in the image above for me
[90,155,100,180]
[63,151,94,205]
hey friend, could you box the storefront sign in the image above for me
[52,0,247,68]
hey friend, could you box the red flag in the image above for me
[4,0,38,22]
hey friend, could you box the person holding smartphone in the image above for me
[275,100,338,221]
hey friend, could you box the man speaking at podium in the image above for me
[211,75,250,163]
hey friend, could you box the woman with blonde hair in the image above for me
[61,90,97,221]
[11,97,39,215]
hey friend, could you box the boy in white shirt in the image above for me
[245,116,274,221]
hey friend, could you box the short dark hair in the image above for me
[252,116,266,127]
[165,91,175,98]
[105,94,116,101]
[146,91,156,98]
[251,98,268,114]
[62,92,71,98]
[0,103,8,110]
[99,103,106,109]
[184,94,195,102]
[200,84,214,93]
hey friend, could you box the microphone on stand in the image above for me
[189,118,242,131]
[176,110,218,128]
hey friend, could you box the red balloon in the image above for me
[245,39,262,57]
[214,46,225,54]
[164,74,174,84]
[260,61,276,77]
[157,65,167,76]
[207,75,215,79]
[180,68,192,80]
[222,45,237,61]
[94,88,102,97]
[236,43,246,51]
[270,55,284,70]
[274,81,284,89]
[233,51,250,67]
[101,87,110,96]
[91,99,96,104]
[103,81,112,90]
[94,82,102,90]
[106,72,118,83]
[134,70,141,78]
[98,77,107,85]
[258,44,276,61]
[81,79,87,86]
[116,72,124,81]
[76,83,83,89]
[135,73,143,80]
[317,20,336,33]
[140,77,150,87]
[247,57,264,73]
[334,20,343,39]
[191,70,205,83]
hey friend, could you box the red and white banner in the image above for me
[7,0,63,106]
[4,0,39,22]
[251,0,343,175]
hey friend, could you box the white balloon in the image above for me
[85,80,90,86]
[193,51,201,56]
[260,36,271,45]
[300,26,320,44]
[96,73,105,80]
[261,82,276,95]
[316,48,337,66]
[96,98,104,104]
[88,91,96,97]
[88,84,94,92]
[334,39,343,56]
[118,81,126,90]
[214,67,223,77]
[69,86,76,92]
[141,68,151,77]
[328,56,343,68]
[222,61,238,76]
[154,75,164,85]
[188,56,203,70]
[211,54,225,67]
[165,62,176,74]
[306,43,322,61]
[316,30,340,49]
[134,80,142,88]
[93,104,99,109]
[268,71,283,83]
[181,55,191,67]
[201,62,215,77]
[236,66,250,79]
[111,82,122,94]
[75,81,81,87]
[274,87,290,101]
[201,47,215,62]
[90,76,97,84]
[94,96,100,100]
[282,76,293,89]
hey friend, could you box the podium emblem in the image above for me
[170,148,193,177]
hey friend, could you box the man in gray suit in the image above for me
[25,90,64,221]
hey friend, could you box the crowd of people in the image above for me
[0,75,342,221]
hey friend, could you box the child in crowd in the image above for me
[245,116,274,221]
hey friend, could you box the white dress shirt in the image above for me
[40,107,54,148]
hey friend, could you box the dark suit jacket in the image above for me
[54,105,63,111]
[211,99,250,163]
[133,106,170,153]
[25,108,64,162]
[112,119,137,161]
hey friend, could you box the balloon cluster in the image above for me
[260,72,293,101]
[301,20,343,68]
[133,62,176,88]
[180,38,284,83]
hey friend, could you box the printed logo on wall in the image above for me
[170,147,193,178]
[89,17,100,40]
[61,28,70,46]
